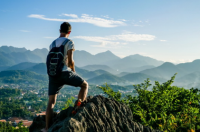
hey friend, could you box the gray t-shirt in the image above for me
[49,37,75,71]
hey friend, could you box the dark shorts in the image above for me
[48,71,84,95]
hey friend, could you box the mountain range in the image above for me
[0,46,164,73]
[0,46,48,67]
[2,59,200,87]
[74,50,164,73]
[0,46,200,88]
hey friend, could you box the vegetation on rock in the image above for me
[98,74,200,131]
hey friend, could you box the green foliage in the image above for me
[0,94,31,119]
[98,73,200,132]
[23,93,37,101]
[0,88,21,98]
[0,70,47,84]
[0,121,29,132]
[62,96,75,110]
[98,83,122,102]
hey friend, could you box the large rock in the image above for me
[29,95,162,132]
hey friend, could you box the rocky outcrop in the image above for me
[29,95,162,132]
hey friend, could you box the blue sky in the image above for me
[0,0,200,63]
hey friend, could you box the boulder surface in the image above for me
[29,95,162,132]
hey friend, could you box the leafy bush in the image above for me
[62,96,75,110]
[98,74,200,132]
[0,121,29,132]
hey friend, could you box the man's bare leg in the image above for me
[78,80,88,101]
[41,94,57,132]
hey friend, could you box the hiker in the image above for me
[41,22,88,132]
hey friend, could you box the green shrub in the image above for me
[98,74,200,132]
[62,96,75,110]
[0,121,29,132]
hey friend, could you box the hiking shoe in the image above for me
[72,99,82,115]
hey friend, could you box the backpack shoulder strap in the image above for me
[61,39,70,46]
[50,40,56,49]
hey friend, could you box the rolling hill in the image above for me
[121,73,166,83]
[105,54,164,72]
[116,72,130,77]
[87,73,125,85]
[0,70,47,84]
[81,64,118,74]
[0,46,48,66]
[27,63,47,75]
[81,69,111,80]
[6,62,37,70]
[4,62,47,75]
[174,71,200,88]
[140,62,189,79]
[74,66,110,79]
[122,65,155,73]
[1,62,110,79]
[177,59,200,73]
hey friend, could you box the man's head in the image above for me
[60,22,71,35]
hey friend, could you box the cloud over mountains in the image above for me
[73,33,156,47]
[28,14,126,27]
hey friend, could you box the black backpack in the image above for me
[46,39,70,77]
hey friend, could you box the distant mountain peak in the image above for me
[105,50,112,53]
[162,62,175,65]
[95,50,118,57]
[125,54,148,58]
[96,50,113,55]
[0,45,26,49]
[75,50,92,54]
[192,59,200,63]
[159,62,176,68]
[0,45,27,50]
[134,54,142,56]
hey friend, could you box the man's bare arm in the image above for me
[67,49,75,72]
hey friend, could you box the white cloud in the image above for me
[61,14,78,18]
[131,20,149,27]
[160,40,167,42]
[74,36,121,47]
[110,33,155,42]
[122,30,133,34]
[73,36,108,43]
[73,33,155,47]
[119,19,126,22]
[28,14,126,28]
[20,30,30,32]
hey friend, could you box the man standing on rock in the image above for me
[41,22,88,132]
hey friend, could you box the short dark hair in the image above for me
[60,22,71,33]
